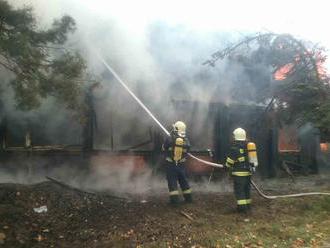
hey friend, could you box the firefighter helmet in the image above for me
[173,121,186,137]
[233,128,246,141]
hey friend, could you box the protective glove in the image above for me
[223,164,230,172]
[251,166,256,174]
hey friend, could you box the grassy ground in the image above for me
[0,177,330,247]
[196,197,330,248]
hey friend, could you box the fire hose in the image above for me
[250,180,330,199]
[98,56,330,199]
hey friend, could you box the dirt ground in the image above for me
[1,176,330,248]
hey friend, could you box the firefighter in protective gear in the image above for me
[162,121,192,205]
[225,128,258,213]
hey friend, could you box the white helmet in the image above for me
[173,121,186,137]
[233,128,246,141]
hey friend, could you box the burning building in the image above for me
[0,79,325,180]
[1,31,329,181]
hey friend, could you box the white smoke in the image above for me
[3,0,330,192]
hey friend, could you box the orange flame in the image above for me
[320,143,329,152]
[274,63,295,80]
[274,51,328,81]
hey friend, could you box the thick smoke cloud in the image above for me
[5,0,241,150]
[3,0,329,192]
[0,0,262,193]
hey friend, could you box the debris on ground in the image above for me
[0,177,330,247]
[180,211,194,221]
[0,232,6,244]
[33,205,48,213]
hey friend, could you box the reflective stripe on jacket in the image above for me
[225,141,252,176]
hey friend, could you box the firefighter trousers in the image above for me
[166,162,192,203]
[233,175,251,212]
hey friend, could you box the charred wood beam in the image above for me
[125,139,152,151]
[46,176,127,200]
[203,33,275,66]
[123,127,154,151]
[203,32,321,84]
[257,97,275,121]
[3,145,83,155]
[280,160,295,183]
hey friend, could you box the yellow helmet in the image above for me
[233,128,246,141]
[173,121,186,137]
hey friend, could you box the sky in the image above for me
[77,0,328,38]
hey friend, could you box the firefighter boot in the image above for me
[183,193,193,203]
[237,205,248,214]
[169,195,179,206]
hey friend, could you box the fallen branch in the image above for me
[281,160,296,183]
[180,211,194,221]
[45,176,127,200]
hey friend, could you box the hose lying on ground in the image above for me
[250,180,330,199]
[98,55,330,199]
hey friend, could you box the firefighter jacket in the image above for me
[225,141,252,176]
[162,133,190,164]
